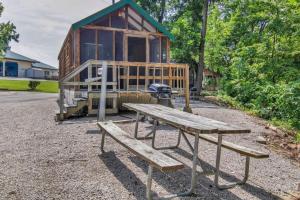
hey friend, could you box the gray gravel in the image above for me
[0,92,299,200]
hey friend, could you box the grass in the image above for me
[0,79,58,93]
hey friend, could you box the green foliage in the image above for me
[0,2,19,55]
[28,81,41,90]
[137,0,300,136]
[137,0,203,71]
[205,0,300,134]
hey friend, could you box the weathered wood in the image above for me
[123,103,251,134]
[62,81,116,86]
[196,134,269,159]
[84,25,165,37]
[123,103,218,134]
[149,104,250,134]
[98,121,184,172]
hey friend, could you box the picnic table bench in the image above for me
[123,103,269,192]
[98,121,184,200]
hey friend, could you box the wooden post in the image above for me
[125,6,128,30]
[118,65,121,94]
[145,65,149,90]
[169,65,172,87]
[146,35,149,63]
[113,65,117,92]
[113,31,115,61]
[176,67,179,90]
[153,67,156,83]
[161,66,164,84]
[96,30,99,60]
[137,66,139,92]
[59,82,64,120]
[184,64,191,113]
[98,61,108,121]
[88,65,92,91]
[126,65,129,91]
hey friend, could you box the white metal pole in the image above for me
[3,60,5,76]
[98,61,107,121]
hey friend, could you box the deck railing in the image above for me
[58,60,191,119]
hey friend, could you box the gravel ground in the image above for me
[0,92,299,200]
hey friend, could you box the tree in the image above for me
[0,2,19,55]
[136,0,167,23]
[205,0,300,130]
[195,0,209,94]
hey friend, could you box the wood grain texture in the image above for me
[123,103,251,134]
[196,134,269,158]
[98,121,184,172]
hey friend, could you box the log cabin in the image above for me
[58,0,190,119]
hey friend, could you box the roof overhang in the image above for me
[71,0,174,41]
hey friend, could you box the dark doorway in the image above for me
[5,62,18,77]
[128,37,146,62]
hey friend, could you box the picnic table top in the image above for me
[123,103,251,134]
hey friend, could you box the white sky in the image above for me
[1,0,120,67]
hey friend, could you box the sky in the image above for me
[1,0,120,67]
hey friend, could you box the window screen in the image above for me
[115,32,123,61]
[149,36,160,63]
[98,30,113,60]
[161,37,167,63]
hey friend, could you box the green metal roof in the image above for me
[71,0,174,41]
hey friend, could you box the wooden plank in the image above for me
[84,25,165,37]
[112,31,115,61]
[98,121,184,172]
[125,6,128,29]
[123,103,218,134]
[195,134,269,159]
[142,104,250,134]
[62,81,117,86]
[123,103,251,134]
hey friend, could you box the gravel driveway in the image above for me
[0,92,299,200]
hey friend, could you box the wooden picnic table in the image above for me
[123,103,251,196]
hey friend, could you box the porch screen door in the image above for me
[127,35,146,62]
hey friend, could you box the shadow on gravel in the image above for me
[173,148,279,200]
[96,138,278,199]
[99,151,158,200]
[129,155,237,200]
[86,129,101,134]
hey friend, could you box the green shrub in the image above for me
[28,81,41,90]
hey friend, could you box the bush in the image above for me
[28,81,40,90]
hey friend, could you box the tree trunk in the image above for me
[158,0,166,23]
[195,0,209,94]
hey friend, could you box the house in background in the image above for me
[58,0,190,119]
[0,48,58,80]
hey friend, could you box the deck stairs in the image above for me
[56,97,88,120]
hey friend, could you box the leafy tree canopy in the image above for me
[137,0,300,132]
[0,2,19,55]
